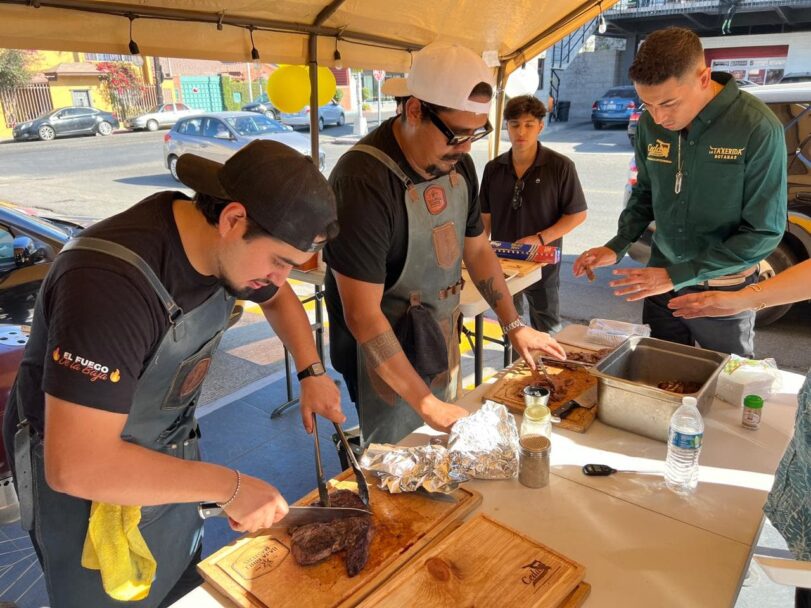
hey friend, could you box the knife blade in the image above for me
[197,503,372,526]
[551,383,598,420]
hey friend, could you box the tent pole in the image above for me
[491,63,507,159]
[308,34,320,170]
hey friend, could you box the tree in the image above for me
[0,49,33,92]
[96,61,146,119]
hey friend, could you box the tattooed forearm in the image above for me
[361,330,403,369]
[476,277,504,311]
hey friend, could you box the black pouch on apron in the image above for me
[13,420,34,531]
[394,292,448,382]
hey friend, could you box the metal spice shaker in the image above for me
[519,434,551,488]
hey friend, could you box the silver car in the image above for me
[127,103,197,131]
[164,111,326,180]
[280,101,346,130]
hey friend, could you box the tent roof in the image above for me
[0,0,617,76]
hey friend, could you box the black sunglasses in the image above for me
[511,179,525,210]
[420,102,493,146]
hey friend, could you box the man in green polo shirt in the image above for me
[573,27,786,357]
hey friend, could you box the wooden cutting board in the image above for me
[198,470,482,608]
[483,361,598,433]
[357,513,586,607]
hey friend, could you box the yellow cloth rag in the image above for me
[81,502,157,601]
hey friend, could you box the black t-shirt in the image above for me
[323,117,483,385]
[13,192,277,435]
[480,142,588,246]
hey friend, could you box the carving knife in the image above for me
[551,383,598,421]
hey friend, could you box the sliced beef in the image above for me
[289,489,374,577]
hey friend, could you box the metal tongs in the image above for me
[312,414,370,508]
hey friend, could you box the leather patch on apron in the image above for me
[424,185,448,215]
[179,357,212,398]
[432,222,460,269]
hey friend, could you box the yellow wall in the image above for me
[29,49,79,71]
[48,76,112,112]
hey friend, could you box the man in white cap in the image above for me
[324,42,566,446]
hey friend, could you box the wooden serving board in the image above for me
[483,361,598,433]
[357,513,586,608]
[198,470,482,608]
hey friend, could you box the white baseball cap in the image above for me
[386,43,495,114]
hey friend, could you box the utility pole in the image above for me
[152,56,165,105]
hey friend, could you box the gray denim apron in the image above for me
[13,237,234,607]
[351,145,467,446]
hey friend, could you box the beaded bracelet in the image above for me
[217,469,241,509]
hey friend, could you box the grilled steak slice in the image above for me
[289,489,374,577]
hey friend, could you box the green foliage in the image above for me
[333,88,344,103]
[0,49,33,91]
[362,86,372,101]
[221,76,254,111]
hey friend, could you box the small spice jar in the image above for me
[518,434,551,488]
[742,394,764,430]
[521,404,552,440]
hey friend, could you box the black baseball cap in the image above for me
[176,140,338,252]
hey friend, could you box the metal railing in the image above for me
[0,83,52,128]
[549,18,598,121]
[607,0,811,16]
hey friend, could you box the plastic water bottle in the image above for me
[664,396,704,495]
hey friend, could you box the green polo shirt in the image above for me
[605,73,787,290]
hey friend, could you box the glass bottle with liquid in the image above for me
[521,404,552,440]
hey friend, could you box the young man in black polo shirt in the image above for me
[480,95,588,333]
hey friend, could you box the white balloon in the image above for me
[504,65,540,97]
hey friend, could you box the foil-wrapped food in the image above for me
[359,401,520,494]
[447,400,520,480]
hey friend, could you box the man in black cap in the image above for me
[2,140,343,607]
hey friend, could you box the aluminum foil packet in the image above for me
[448,401,520,480]
[360,443,461,494]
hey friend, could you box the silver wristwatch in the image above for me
[501,317,525,334]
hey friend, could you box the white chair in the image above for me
[754,554,811,589]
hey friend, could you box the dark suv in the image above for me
[241,93,280,120]
[624,82,811,326]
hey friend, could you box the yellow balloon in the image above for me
[316,67,337,107]
[267,66,309,113]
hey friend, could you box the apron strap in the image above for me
[61,237,183,323]
[351,144,419,202]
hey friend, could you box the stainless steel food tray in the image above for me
[589,337,728,442]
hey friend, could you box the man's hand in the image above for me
[609,267,674,301]
[516,234,543,247]
[509,326,567,368]
[668,290,748,319]
[573,247,618,279]
[223,474,289,533]
[299,374,345,433]
[417,395,468,433]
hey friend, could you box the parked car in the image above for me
[241,93,280,120]
[12,106,119,141]
[164,111,326,180]
[779,72,811,84]
[622,82,811,326]
[0,202,84,499]
[125,102,198,131]
[279,100,346,130]
[627,104,644,146]
[591,86,640,130]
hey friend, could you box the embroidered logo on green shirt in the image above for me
[708,145,745,160]
[647,139,672,164]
